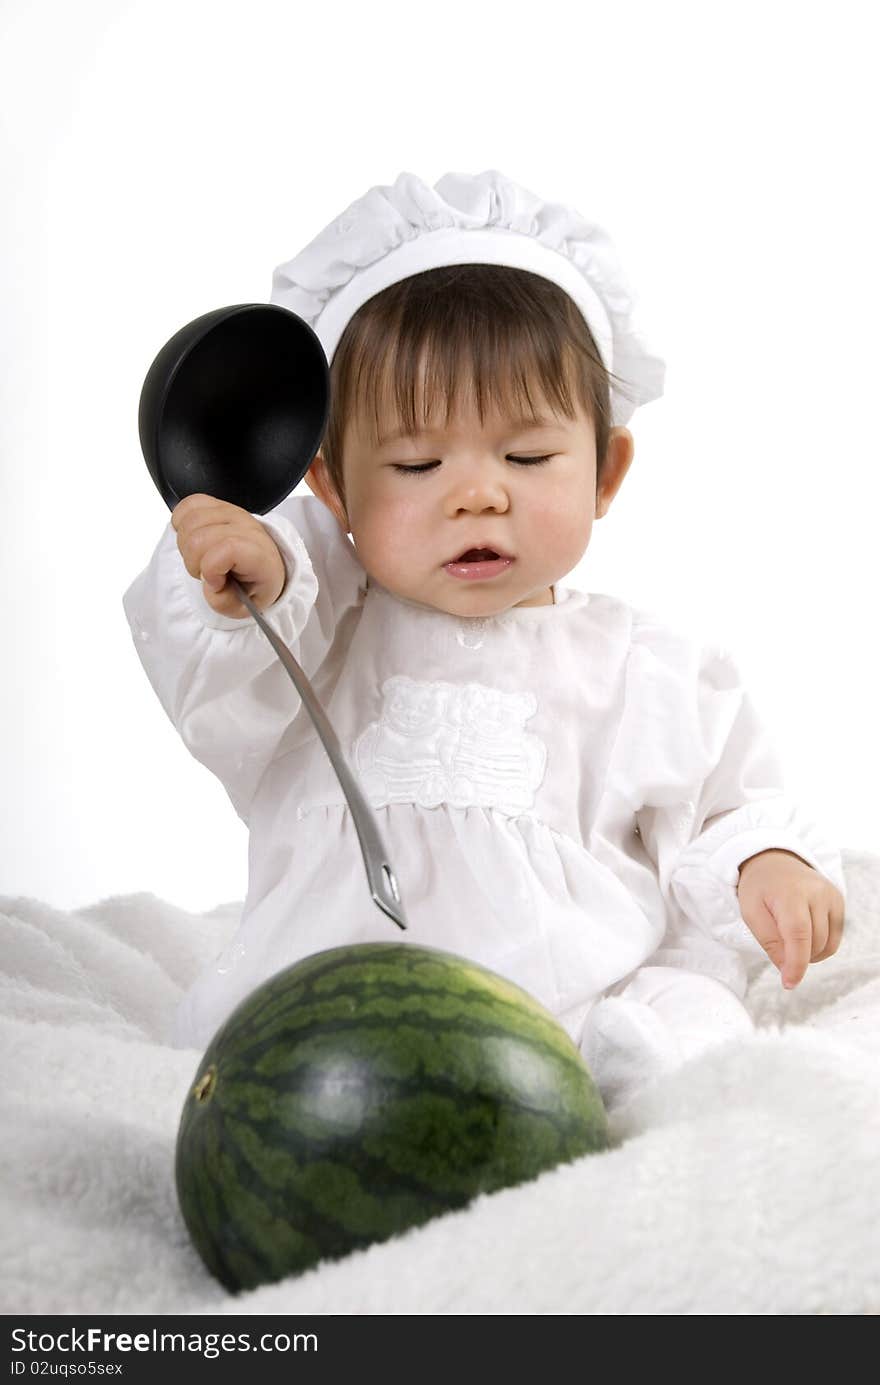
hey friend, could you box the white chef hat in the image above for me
[270,169,665,429]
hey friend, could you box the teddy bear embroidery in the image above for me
[353,675,547,815]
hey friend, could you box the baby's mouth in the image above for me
[443,547,515,580]
[456,548,502,562]
[447,542,514,563]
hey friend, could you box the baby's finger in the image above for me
[808,899,830,961]
[199,535,266,590]
[177,521,243,577]
[739,897,786,972]
[171,495,247,535]
[811,892,846,962]
[171,494,222,530]
[201,575,251,619]
[774,900,813,989]
[199,537,241,594]
[198,551,254,618]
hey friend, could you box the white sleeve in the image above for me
[634,636,847,959]
[121,494,365,822]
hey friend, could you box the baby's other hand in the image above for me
[171,493,287,618]
[736,848,845,989]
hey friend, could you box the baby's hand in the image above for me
[171,493,287,618]
[735,848,845,989]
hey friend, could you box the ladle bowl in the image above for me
[138,303,329,514]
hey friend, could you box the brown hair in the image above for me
[317,264,629,510]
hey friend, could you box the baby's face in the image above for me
[316,393,620,617]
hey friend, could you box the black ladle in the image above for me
[138,303,407,930]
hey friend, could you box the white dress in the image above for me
[122,495,846,1112]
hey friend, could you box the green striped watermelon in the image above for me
[175,942,608,1292]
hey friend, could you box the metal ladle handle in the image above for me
[228,575,407,930]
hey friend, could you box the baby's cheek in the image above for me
[351,499,426,585]
[537,493,593,563]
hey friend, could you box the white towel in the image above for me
[1,850,878,1315]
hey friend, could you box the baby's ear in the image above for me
[596,427,635,518]
[305,453,349,531]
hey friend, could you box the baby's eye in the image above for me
[392,455,554,475]
[391,462,441,475]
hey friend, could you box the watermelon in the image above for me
[175,941,608,1292]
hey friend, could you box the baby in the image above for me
[123,170,846,1114]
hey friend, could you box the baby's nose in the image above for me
[443,467,509,516]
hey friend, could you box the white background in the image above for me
[2,0,877,913]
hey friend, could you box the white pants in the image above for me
[579,966,755,1114]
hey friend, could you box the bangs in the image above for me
[354,292,592,449]
[319,264,617,503]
